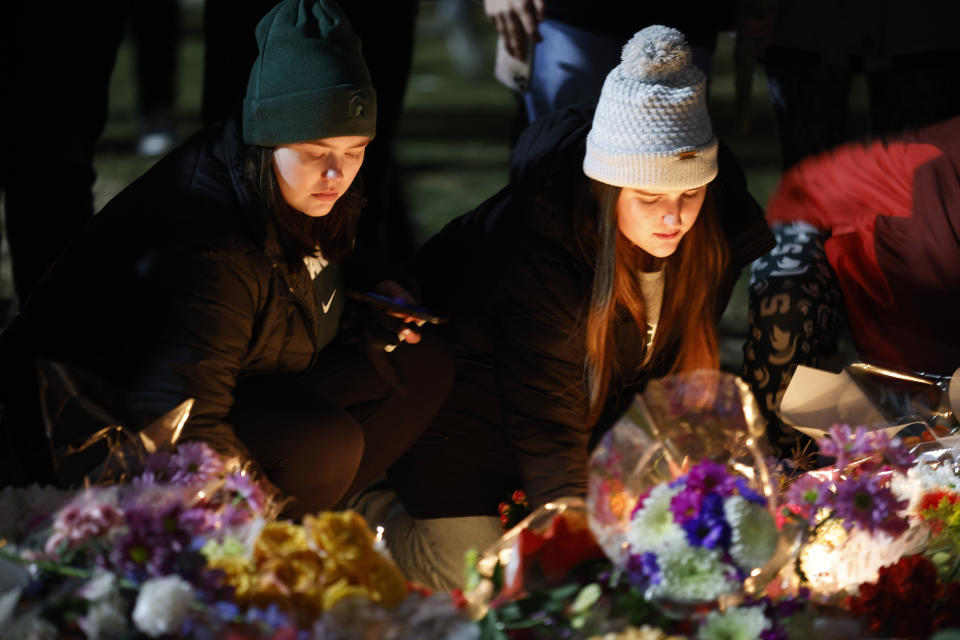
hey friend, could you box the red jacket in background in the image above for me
[767,115,960,375]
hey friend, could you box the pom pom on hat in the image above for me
[583,25,718,191]
[619,25,691,80]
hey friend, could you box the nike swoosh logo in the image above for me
[321,289,336,314]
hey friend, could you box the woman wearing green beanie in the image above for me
[0,0,453,520]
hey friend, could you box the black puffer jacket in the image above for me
[0,115,361,464]
[394,103,774,517]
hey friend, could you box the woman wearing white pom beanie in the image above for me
[354,26,775,591]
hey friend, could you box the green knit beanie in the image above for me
[242,0,376,146]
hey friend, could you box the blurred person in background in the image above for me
[744,114,960,457]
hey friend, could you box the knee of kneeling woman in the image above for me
[278,412,365,520]
[394,329,455,403]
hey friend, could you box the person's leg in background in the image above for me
[866,53,960,138]
[763,52,853,170]
[743,222,845,460]
[341,0,420,265]
[231,331,453,520]
[201,0,277,126]
[0,1,129,305]
[129,0,180,157]
[522,19,622,123]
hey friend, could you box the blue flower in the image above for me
[682,493,731,550]
[735,478,767,506]
[626,551,661,587]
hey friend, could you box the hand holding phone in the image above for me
[345,290,449,326]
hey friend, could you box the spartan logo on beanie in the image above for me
[243,0,377,146]
[583,25,718,191]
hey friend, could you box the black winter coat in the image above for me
[0,116,359,467]
[390,104,775,518]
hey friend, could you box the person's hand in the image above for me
[374,279,424,349]
[484,0,545,60]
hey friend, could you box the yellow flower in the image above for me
[303,510,409,609]
[259,554,324,597]
[254,521,309,561]
[322,577,373,611]
[304,511,378,577]
[206,555,257,602]
[365,558,408,608]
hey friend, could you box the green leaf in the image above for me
[478,609,510,640]
[570,583,602,614]
[464,546,481,592]
[491,559,504,592]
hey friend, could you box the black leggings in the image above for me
[230,332,453,519]
[743,222,845,457]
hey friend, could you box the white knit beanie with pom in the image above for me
[583,25,718,191]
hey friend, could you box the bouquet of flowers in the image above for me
[779,424,930,597]
[0,441,476,640]
[588,371,792,609]
[469,373,812,640]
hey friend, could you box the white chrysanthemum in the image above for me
[892,461,960,514]
[76,572,127,640]
[646,545,740,604]
[132,575,195,637]
[627,483,686,553]
[317,595,390,638]
[78,596,127,640]
[696,606,770,640]
[383,592,481,640]
[724,496,779,571]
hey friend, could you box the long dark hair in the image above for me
[581,180,729,422]
[244,145,364,265]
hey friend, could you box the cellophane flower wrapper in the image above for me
[37,359,197,487]
[468,498,599,606]
[467,499,677,639]
[587,371,796,608]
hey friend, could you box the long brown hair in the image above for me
[244,145,364,265]
[583,181,729,421]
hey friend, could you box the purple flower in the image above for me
[880,437,916,473]
[245,603,295,629]
[833,475,909,536]
[684,460,737,498]
[626,551,661,587]
[682,493,731,550]
[818,424,872,469]
[144,450,173,475]
[131,470,160,489]
[784,474,829,521]
[225,471,265,514]
[170,442,224,486]
[761,627,789,640]
[669,488,702,524]
[735,478,767,506]
[179,507,219,535]
[109,500,192,579]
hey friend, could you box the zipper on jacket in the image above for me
[272,262,322,371]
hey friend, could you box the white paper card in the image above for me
[779,365,889,440]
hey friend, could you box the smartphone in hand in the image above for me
[345,291,449,325]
